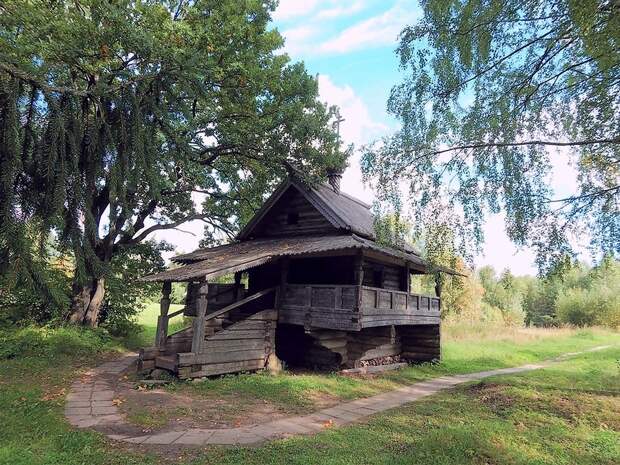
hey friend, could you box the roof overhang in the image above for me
[142,234,429,283]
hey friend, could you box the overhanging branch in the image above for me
[406,137,620,166]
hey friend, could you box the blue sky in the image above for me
[272,0,549,275]
[154,0,587,276]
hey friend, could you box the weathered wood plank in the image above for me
[178,349,268,366]
[191,281,208,353]
[178,359,266,379]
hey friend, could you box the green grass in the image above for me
[124,302,186,349]
[170,327,619,413]
[0,314,618,465]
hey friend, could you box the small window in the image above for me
[287,211,299,225]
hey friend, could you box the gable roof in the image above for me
[237,176,374,241]
[237,175,421,256]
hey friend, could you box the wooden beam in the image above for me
[276,258,289,310]
[353,250,364,286]
[155,281,172,349]
[191,281,208,353]
[234,271,243,301]
[202,287,277,323]
[405,262,411,293]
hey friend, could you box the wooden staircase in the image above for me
[139,287,278,379]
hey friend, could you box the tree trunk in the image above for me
[68,278,106,327]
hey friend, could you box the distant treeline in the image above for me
[415,256,620,329]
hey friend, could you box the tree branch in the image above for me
[406,137,620,166]
[123,213,210,245]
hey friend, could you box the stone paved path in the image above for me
[65,345,612,446]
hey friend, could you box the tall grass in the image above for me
[442,320,609,342]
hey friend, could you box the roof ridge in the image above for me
[318,181,372,209]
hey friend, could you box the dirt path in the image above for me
[64,345,613,446]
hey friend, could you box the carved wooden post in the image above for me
[353,250,364,329]
[155,281,172,349]
[234,271,243,301]
[434,272,443,298]
[191,280,208,354]
[277,258,289,310]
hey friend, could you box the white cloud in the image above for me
[281,25,320,56]
[318,74,388,203]
[318,2,418,54]
[318,74,387,147]
[272,0,321,20]
[316,1,366,19]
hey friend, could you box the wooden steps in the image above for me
[148,309,277,379]
[155,355,177,371]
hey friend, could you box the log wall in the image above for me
[253,187,336,237]
[347,326,401,367]
[398,324,441,362]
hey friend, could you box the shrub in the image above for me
[100,240,170,335]
[0,325,114,360]
[556,284,620,329]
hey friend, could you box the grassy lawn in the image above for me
[0,315,618,465]
[123,302,186,350]
[165,327,619,415]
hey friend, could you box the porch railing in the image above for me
[279,284,440,330]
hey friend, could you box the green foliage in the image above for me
[478,266,527,326]
[100,241,170,335]
[0,228,71,324]
[170,282,188,305]
[0,263,70,325]
[0,325,113,360]
[362,0,620,271]
[555,259,620,328]
[524,257,620,328]
[372,205,413,249]
[0,0,346,324]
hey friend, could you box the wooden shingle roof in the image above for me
[142,234,428,282]
[236,176,421,255]
[138,175,449,283]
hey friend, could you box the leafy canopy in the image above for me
[0,0,346,324]
[362,0,620,271]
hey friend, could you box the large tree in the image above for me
[362,0,619,271]
[0,0,345,326]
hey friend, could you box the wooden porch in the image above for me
[279,284,441,331]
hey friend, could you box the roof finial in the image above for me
[326,168,343,194]
[332,107,345,147]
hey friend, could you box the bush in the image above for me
[0,325,114,360]
[100,240,170,335]
[0,260,71,325]
[556,277,620,328]
[555,288,597,326]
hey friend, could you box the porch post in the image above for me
[353,250,364,286]
[234,271,243,301]
[405,262,411,293]
[191,280,208,353]
[276,257,289,310]
[353,250,364,329]
[434,272,443,298]
[155,281,172,349]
